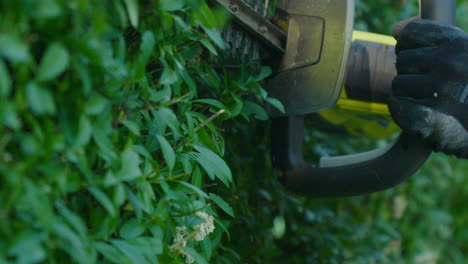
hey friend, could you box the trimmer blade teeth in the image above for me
[221,0,271,69]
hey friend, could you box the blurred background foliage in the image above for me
[0,0,466,263]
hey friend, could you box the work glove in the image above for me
[388,19,468,159]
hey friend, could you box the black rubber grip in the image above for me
[283,136,431,197]
[345,40,396,103]
[272,116,431,197]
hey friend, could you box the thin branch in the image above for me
[162,92,192,108]
[194,109,226,132]
[134,92,192,112]
[149,172,190,184]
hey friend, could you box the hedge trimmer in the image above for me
[215,0,457,196]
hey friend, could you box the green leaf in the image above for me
[88,187,117,217]
[117,146,142,181]
[52,220,89,263]
[214,219,230,240]
[193,99,227,110]
[201,27,226,50]
[124,0,139,28]
[156,107,181,135]
[0,34,30,62]
[120,219,146,239]
[85,93,107,115]
[193,2,219,28]
[149,85,171,102]
[243,101,268,121]
[229,94,243,117]
[201,238,212,260]
[183,247,208,264]
[190,145,232,186]
[177,181,209,199]
[126,188,144,217]
[231,80,248,91]
[0,59,11,97]
[191,166,203,187]
[258,87,268,99]
[159,68,178,85]
[209,193,234,217]
[135,181,155,214]
[122,120,141,136]
[25,82,56,114]
[37,42,69,82]
[272,215,286,239]
[196,128,224,157]
[113,183,127,206]
[149,224,163,238]
[177,64,197,94]
[73,115,92,148]
[8,230,46,263]
[55,201,87,236]
[0,102,21,129]
[35,0,62,19]
[25,181,54,229]
[111,239,148,264]
[266,97,286,113]
[255,66,272,81]
[159,0,185,11]
[75,61,92,94]
[200,38,217,55]
[156,134,176,171]
[93,242,129,263]
[93,119,118,162]
[129,237,163,256]
[139,31,155,63]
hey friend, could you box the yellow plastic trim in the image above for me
[352,30,397,45]
[336,98,390,115]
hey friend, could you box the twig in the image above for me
[162,92,192,108]
[194,109,226,132]
[149,172,190,184]
[134,92,192,112]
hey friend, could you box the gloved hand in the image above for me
[388,19,468,159]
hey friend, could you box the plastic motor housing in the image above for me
[266,0,355,115]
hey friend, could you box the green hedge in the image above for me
[1,0,466,263]
[0,0,281,262]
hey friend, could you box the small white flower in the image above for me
[196,211,209,219]
[173,226,188,247]
[171,212,215,262]
[172,226,188,251]
[193,211,215,241]
[176,226,187,233]
[184,252,195,264]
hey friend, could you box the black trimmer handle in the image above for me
[272,116,431,197]
[272,0,456,197]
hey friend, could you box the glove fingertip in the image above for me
[392,17,420,40]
